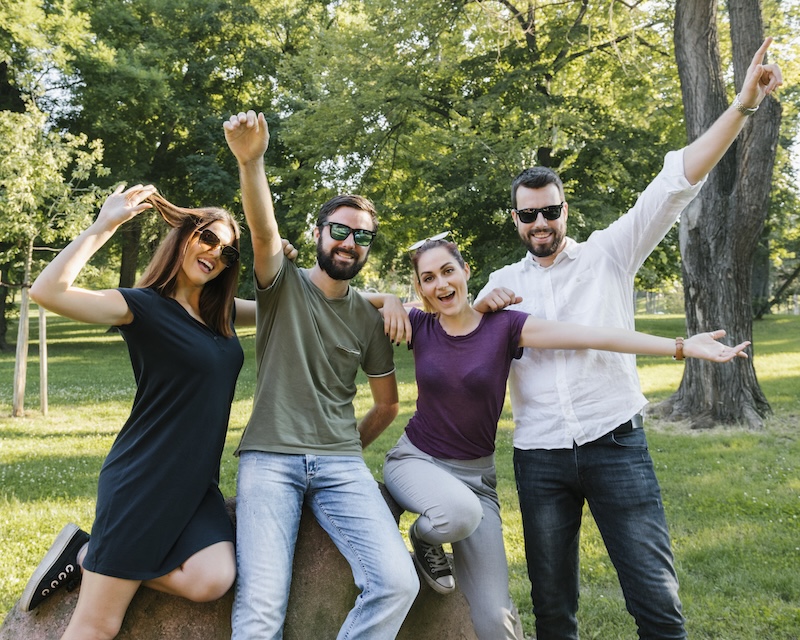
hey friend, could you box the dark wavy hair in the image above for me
[510,166,565,208]
[136,193,241,337]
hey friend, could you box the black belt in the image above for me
[612,414,643,435]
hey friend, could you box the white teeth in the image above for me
[198,259,213,271]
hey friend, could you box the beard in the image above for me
[519,225,565,259]
[316,242,369,281]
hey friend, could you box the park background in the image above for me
[1,0,799,637]
[1,311,798,638]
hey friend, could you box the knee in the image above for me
[185,563,236,602]
[381,558,420,608]
[430,499,483,542]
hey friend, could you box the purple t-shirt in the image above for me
[405,307,528,459]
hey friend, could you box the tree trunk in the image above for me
[663,0,778,429]
[0,262,10,352]
[39,305,48,417]
[12,239,34,417]
[118,215,142,288]
[750,226,770,315]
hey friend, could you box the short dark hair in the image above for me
[316,194,378,231]
[511,167,565,209]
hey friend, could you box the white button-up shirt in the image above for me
[479,149,705,450]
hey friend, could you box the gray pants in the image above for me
[383,434,518,640]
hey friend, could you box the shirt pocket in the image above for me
[326,342,362,383]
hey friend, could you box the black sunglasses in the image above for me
[319,221,376,247]
[514,202,565,224]
[196,228,239,267]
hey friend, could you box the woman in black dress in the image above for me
[22,184,257,639]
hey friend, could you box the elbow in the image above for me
[28,278,58,312]
[28,281,44,306]
[377,401,399,424]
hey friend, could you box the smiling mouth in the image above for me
[198,258,214,273]
[334,250,358,261]
[438,291,456,302]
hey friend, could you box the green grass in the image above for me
[2,312,799,638]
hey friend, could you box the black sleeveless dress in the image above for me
[82,287,243,580]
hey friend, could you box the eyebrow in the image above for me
[418,261,457,278]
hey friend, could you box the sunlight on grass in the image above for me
[1,313,798,637]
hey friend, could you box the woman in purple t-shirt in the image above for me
[381,237,749,640]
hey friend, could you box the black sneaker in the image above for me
[20,523,90,612]
[408,520,455,594]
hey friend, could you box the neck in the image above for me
[172,280,205,321]
[437,304,482,336]
[308,264,350,299]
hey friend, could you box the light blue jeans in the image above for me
[384,434,519,640]
[232,451,419,640]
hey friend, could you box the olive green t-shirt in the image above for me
[236,258,395,456]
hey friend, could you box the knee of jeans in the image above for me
[448,511,483,541]
[384,556,420,604]
[428,497,483,542]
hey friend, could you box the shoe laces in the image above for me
[421,542,451,576]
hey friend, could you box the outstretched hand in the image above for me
[474,287,523,313]
[97,184,156,230]
[684,330,750,362]
[223,110,270,165]
[739,37,783,108]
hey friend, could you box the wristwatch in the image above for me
[732,94,758,116]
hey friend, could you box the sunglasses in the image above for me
[196,228,239,267]
[514,202,565,224]
[407,231,450,251]
[319,221,376,247]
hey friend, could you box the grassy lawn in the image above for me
[1,312,798,638]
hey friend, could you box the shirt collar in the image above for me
[523,237,579,270]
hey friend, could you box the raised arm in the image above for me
[223,110,283,289]
[29,184,156,326]
[233,239,299,328]
[519,317,750,363]
[682,37,783,185]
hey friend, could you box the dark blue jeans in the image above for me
[513,427,686,640]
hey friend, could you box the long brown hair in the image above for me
[136,193,241,337]
[410,239,466,314]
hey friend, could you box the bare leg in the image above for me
[61,571,141,640]
[143,541,235,602]
[61,541,234,639]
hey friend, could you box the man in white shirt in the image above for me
[476,39,782,639]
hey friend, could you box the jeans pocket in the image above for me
[610,428,648,449]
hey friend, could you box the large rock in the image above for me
[1,490,524,639]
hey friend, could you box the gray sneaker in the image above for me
[409,520,455,594]
[20,523,90,612]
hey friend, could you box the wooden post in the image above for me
[39,305,48,417]
[12,287,29,417]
